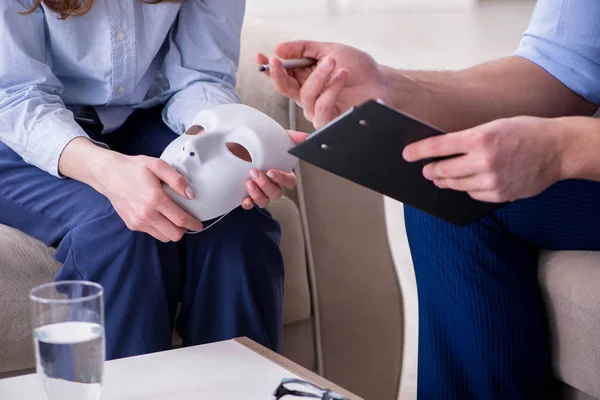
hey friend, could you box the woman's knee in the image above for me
[55,209,166,276]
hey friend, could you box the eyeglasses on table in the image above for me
[273,377,349,400]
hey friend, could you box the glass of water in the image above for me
[30,281,105,400]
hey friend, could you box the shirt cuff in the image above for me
[25,111,108,178]
[162,83,241,134]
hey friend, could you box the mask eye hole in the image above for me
[185,125,205,136]
[226,142,253,163]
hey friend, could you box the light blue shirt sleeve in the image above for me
[161,0,246,134]
[0,1,95,177]
[515,0,600,105]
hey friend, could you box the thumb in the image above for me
[287,130,309,145]
[275,40,333,61]
[147,159,195,200]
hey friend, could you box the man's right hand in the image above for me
[59,138,203,242]
[257,41,388,129]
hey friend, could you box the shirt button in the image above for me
[116,30,125,41]
[116,86,125,94]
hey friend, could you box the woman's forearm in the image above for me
[58,137,118,192]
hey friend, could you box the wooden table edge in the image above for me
[233,337,364,400]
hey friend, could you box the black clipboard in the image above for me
[288,100,505,226]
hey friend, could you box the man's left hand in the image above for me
[242,130,309,209]
[403,116,567,203]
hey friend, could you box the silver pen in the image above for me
[259,58,317,72]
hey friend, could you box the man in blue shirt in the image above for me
[261,0,600,397]
[0,1,296,359]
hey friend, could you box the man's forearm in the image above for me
[383,56,598,132]
[557,117,600,182]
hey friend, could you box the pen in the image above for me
[259,58,317,72]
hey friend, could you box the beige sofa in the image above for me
[0,19,599,400]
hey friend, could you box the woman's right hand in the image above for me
[59,138,203,242]
[257,41,389,129]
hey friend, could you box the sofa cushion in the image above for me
[237,19,292,133]
[539,251,600,399]
[0,224,60,373]
[283,319,317,371]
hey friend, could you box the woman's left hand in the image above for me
[402,116,569,203]
[242,130,308,209]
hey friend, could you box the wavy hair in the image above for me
[22,0,183,19]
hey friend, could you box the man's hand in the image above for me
[242,130,308,210]
[257,41,387,129]
[403,116,570,203]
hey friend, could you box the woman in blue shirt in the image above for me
[0,0,296,359]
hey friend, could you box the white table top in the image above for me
[0,339,359,400]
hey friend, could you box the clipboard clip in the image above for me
[313,101,382,150]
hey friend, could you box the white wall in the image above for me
[246,0,476,18]
[331,0,476,12]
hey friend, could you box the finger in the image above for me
[148,210,187,242]
[403,131,470,162]
[468,191,506,204]
[300,56,336,117]
[313,68,348,129]
[266,170,297,190]
[434,173,500,192]
[303,107,315,124]
[145,226,171,243]
[291,65,317,86]
[269,57,302,101]
[157,199,203,232]
[245,180,270,208]
[241,197,255,210]
[275,40,333,61]
[423,154,484,180]
[250,169,283,201]
[256,53,271,76]
[287,130,309,145]
[256,52,269,65]
[147,159,195,200]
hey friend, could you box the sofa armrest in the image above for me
[294,109,404,400]
[539,251,600,399]
[237,19,317,372]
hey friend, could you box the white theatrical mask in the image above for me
[160,104,298,222]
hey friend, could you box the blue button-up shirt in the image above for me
[0,0,244,177]
[515,0,600,106]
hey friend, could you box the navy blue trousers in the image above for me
[405,179,600,399]
[0,108,284,360]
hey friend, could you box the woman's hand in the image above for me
[59,138,203,242]
[257,41,388,129]
[95,154,204,241]
[242,130,309,210]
